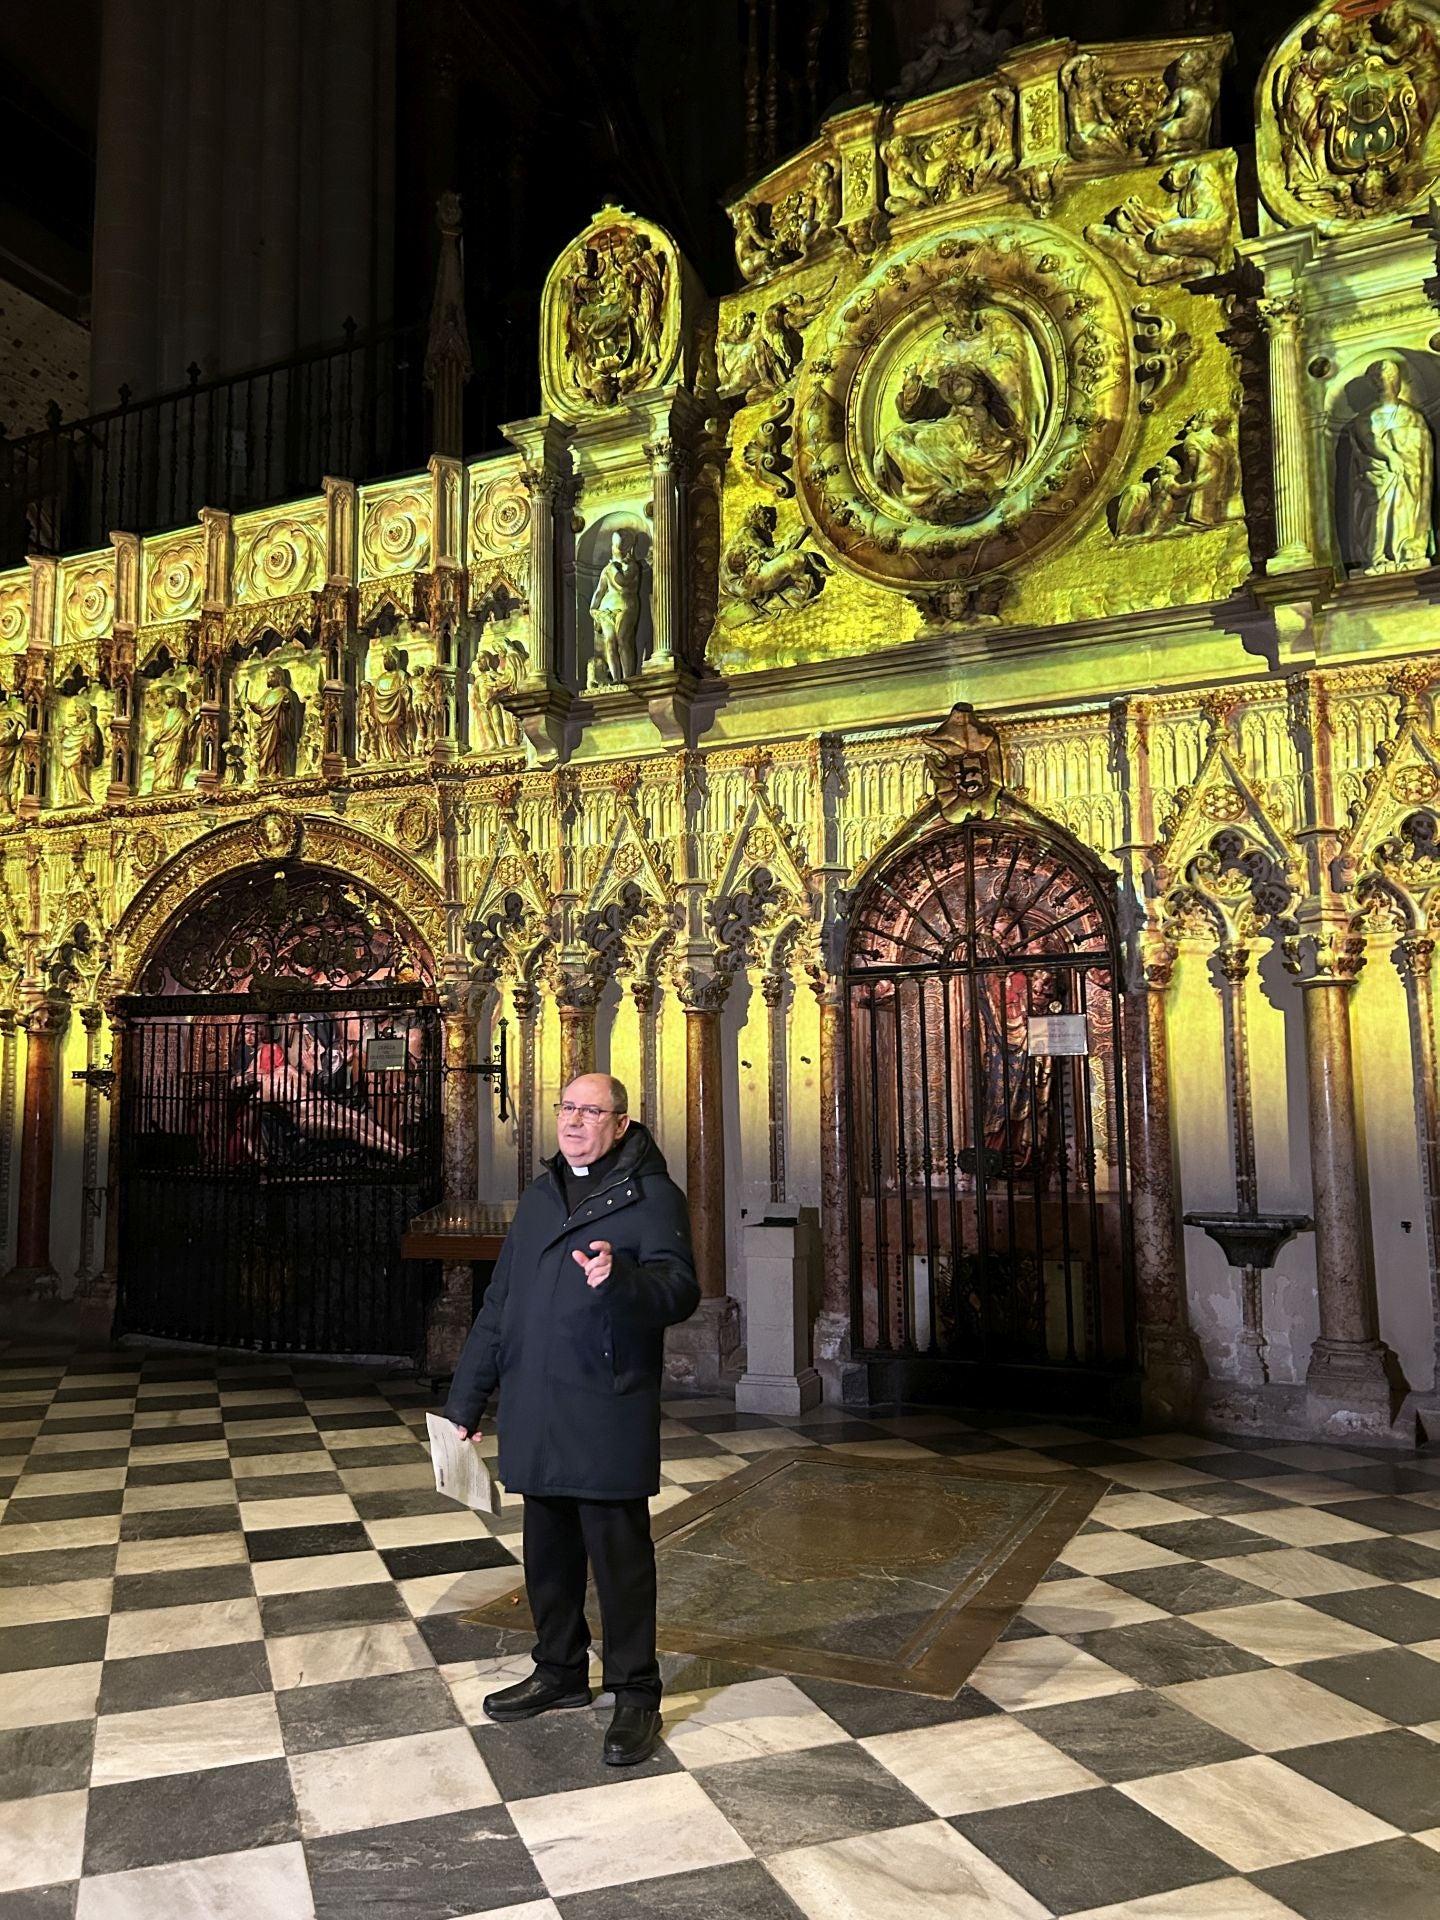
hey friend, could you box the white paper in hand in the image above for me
[425,1412,500,1515]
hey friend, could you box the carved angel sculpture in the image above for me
[1084,159,1229,285]
[721,504,831,622]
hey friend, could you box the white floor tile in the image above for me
[289,1725,499,1837]
[1020,1577,1169,1635]
[0,1788,88,1892]
[266,1619,435,1690]
[662,1675,851,1768]
[397,1565,523,1617]
[768,1819,1049,1920]
[1060,1880,1309,1920]
[0,1576,112,1626]
[968,1635,1139,1711]
[508,1771,750,1897]
[105,1595,262,1659]
[75,1841,316,1920]
[1163,1668,1392,1751]
[1192,1600,1390,1666]
[92,1692,284,1784]
[0,1660,102,1730]
[251,1549,390,1596]
[863,1713,1102,1815]
[1121,1755,1398,1872]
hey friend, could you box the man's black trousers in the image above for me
[522,1494,661,1708]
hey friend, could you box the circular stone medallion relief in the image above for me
[795,222,1132,588]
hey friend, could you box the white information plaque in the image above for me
[365,1035,408,1073]
[1026,1013,1089,1057]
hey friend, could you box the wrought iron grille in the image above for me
[845,822,1134,1382]
[116,1004,442,1357]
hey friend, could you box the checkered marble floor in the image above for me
[3,1351,1440,1920]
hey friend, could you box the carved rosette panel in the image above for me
[539,205,683,417]
[142,533,205,627]
[469,469,532,560]
[0,571,29,652]
[359,483,431,581]
[233,510,325,605]
[1258,0,1440,232]
[794,222,1132,589]
[58,556,115,649]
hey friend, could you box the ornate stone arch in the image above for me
[104,806,446,997]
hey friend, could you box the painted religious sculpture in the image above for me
[414,665,448,751]
[1268,2,1440,222]
[720,504,831,621]
[882,86,1015,210]
[470,644,523,752]
[0,702,24,813]
[248,665,301,781]
[1345,357,1435,574]
[56,700,104,806]
[1085,157,1230,284]
[562,225,668,407]
[589,531,644,684]
[148,687,195,793]
[360,646,417,762]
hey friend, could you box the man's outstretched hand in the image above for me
[451,1423,479,1439]
[573,1240,613,1288]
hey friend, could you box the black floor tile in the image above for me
[2,1490,123,1523]
[0,1544,116,1588]
[1323,1497,1440,1537]
[127,1423,224,1448]
[326,1443,425,1469]
[121,1457,233,1488]
[19,1449,130,1476]
[682,1413,780,1433]
[416,1612,519,1666]
[1176,1482,1302,1516]
[556,1860,806,1920]
[311,1410,408,1432]
[1295,1646,1440,1725]
[912,1432,1022,1456]
[776,1675,999,1739]
[1185,1451,1300,1482]
[226,1431,327,1458]
[131,1392,220,1413]
[259,1581,409,1638]
[304,1807,544,1918]
[37,1415,134,1436]
[1038,1441,1152,1469]
[1072,1617,1269,1687]
[1253,1838,1440,1920]
[1312,1536,1440,1583]
[0,1719,94,1797]
[236,1472,346,1502]
[220,1403,315,1426]
[1280,1728,1440,1832]
[691,1741,931,1855]
[1304,1582,1440,1644]
[348,1488,455,1521]
[111,1561,255,1612]
[277,1667,462,1755]
[0,1885,78,1918]
[953,1786,1230,1912]
[1105,1561,1278,1615]
[119,1505,242,1541]
[659,1435,728,1460]
[1131,1517,1279,1558]
[0,1615,109,1673]
[1016,1689,1250,1782]
[97,1639,274,1713]
[83,1758,298,1874]
[378,1536,518,1581]
[473,1702,682,1798]
[244,1522,371,1562]
[1324,1464,1440,1497]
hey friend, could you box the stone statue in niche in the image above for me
[470,644,523,752]
[0,702,23,813]
[359,645,417,762]
[413,664,448,750]
[247,664,301,781]
[883,86,1016,210]
[876,310,1045,525]
[148,687,195,793]
[56,699,104,806]
[1085,157,1229,284]
[562,225,669,407]
[892,0,1013,98]
[1345,357,1435,574]
[1273,4,1439,219]
[589,531,644,685]
[720,504,831,622]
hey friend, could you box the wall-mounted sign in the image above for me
[365,1035,408,1073]
[1026,1014,1089,1057]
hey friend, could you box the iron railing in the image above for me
[0,317,428,565]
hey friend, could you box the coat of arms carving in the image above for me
[539,207,688,416]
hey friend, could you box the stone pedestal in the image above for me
[736,1209,821,1416]
[664,1294,742,1391]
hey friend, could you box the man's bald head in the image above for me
[556,1071,631,1165]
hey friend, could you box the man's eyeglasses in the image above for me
[553,1102,624,1120]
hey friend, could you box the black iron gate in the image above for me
[845,822,1135,1407]
[116,995,442,1357]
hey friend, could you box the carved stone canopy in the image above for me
[794,221,1133,589]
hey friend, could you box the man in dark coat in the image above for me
[444,1071,698,1766]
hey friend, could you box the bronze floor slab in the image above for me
[467,1449,1106,1698]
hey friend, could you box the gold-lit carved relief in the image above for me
[1110,407,1241,537]
[142,532,205,627]
[58,555,115,649]
[0,570,29,652]
[881,85,1017,212]
[468,467,531,560]
[358,482,431,581]
[733,156,843,284]
[143,680,200,796]
[232,509,324,605]
[1084,154,1233,284]
[540,207,686,416]
[1062,44,1222,164]
[54,696,105,808]
[469,644,524,753]
[720,504,832,625]
[587,530,645,686]
[0,696,24,815]
[1259,0,1440,231]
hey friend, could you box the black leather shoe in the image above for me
[603,1703,663,1767]
[483,1671,592,1722]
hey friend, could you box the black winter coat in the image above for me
[441,1122,699,1499]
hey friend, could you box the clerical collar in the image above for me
[565,1161,590,1176]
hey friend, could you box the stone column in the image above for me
[0,1010,15,1268]
[512,982,538,1197]
[0,995,69,1306]
[426,994,480,1375]
[643,436,686,673]
[521,466,562,691]
[1258,295,1319,574]
[72,1007,104,1295]
[631,977,658,1127]
[1124,935,1206,1423]
[1397,932,1440,1390]
[1291,928,1398,1432]
[809,969,865,1403]
[761,970,787,1205]
[555,975,598,1087]
[1216,941,1268,1386]
[100,1006,128,1300]
[665,966,740,1389]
